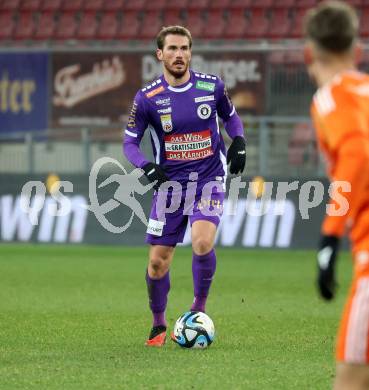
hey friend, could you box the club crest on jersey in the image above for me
[197,104,212,119]
[160,114,173,132]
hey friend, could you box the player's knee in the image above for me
[148,256,169,278]
[192,236,213,256]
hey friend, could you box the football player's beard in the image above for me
[164,61,189,79]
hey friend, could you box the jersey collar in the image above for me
[161,71,193,93]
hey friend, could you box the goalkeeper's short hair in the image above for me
[304,0,359,53]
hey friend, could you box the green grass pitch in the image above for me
[0,244,352,389]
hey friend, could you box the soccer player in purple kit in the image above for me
[123,26,246,347]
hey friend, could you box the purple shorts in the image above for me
[145,181,225,246]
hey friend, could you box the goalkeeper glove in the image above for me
[142,162,169,191]
[317,235,340,301]
[227,136,246,175]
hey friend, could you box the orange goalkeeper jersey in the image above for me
[311,71,369,248]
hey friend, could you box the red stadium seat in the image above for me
[34,12,56,39]
[267,8,291,39]
[228,0,253,10]
[77,12,98,40]
[184,10,205,38]
[14,12,36,39]
[146,0,167,11]
[83,0,103,11]
[273,0,295,7]
[203,10,226,39]
[252,0,273,8]
[0,0,21,11]
[295,0,316,8]
[41,0,61,11]
[223,9,248,39]
[163,10,184,26]
[20,0,41,11]
[117,11,141,39]
[97,12,119,39]
[124,0,146,11]
[54,12,78,40]
[187,0,208,10]
[346,0,362,6]
[166,0,188,10]
[360,8,369,37]
[290,8,306,38]
[102,0,124,11]
[0,12,15,39]
[244,8,269,39]
[139,11,162,40]
[208,0,231,10]
[61,0,84,12]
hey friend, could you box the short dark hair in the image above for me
[156,25,192,50]
[304,1,359,53]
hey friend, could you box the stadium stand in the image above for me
[145,0,167,11]
[60,0,84,12]
[223,9,248,39]
[0,11,15,39]
[0,0,21,11]
[124,0,146,11]
[54,12,78,40]
[244,8,269,39]
[34,11,56,40]
[20,0,42,12]
[76,11,98,40]
[228,0,254,9]
[202,10,227,39]
[209,0,231,10]
[14,11,36,40]
[187,0,209,10]
[116,11,140,40]
[267,8,291,39]
[139,10,162,40]
[360,7,369,37]
[41,0,61,11]
[184,9,204,38]
[96,12,119,40]
[102,0,124,12]
[166,0,187,10]
[162,9,184,27]
[0,0,368,42]
[83,0,103,11]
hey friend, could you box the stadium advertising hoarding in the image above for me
[51,52,140,128]
[51,51,265,128]
[0,52,48,133]
[0,174,326,249]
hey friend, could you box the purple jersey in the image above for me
[123,70,244,183]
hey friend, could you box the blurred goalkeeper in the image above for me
[305,1,369,388]
[123,26,246,347]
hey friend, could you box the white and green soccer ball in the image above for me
[173,311,215,349]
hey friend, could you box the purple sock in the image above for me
[146,271,170,327]
[191,249,216,312]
